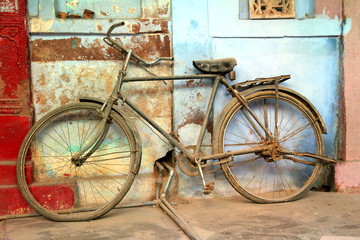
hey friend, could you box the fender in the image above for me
[78,97,142,175]
[236,85,327,134]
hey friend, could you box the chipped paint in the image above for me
[158,1,170,17]
[30,18,54,32]
[112,4,120,12]
[31,35,171,62]
[65,0,79,10]
[96,23,102,32]
[128,7,136,14]
[315,0,342,19]
[142,2,158,18]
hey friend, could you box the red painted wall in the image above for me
[0,0,33,216]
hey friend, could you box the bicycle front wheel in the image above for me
[17,102,141,221]
[214,91,324,203]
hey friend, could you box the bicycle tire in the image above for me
[17,102,141,221]
[213,90,324,203]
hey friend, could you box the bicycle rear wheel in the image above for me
[17,102,141,221]
[214,91,324,203]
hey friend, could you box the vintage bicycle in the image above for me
[16,22,337,222]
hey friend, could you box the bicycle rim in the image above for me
[17,102,139,221]
[219,92,323,203]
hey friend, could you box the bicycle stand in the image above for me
[154,161,201,240]
[4,162,201,239]
[113,160,201,240]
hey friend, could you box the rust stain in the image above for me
[158,2,169,16]
[131,22,141,34]
[38,73,46,87]
[32,34,171,62]
[126,19,169,34]
[96,23,103,32]
[184,79,206,88]
[185,80,194,87]
[60,72,70,83]
[151,19,169,33]
[177,108,213,134]
[35,92,46,105]
[127,35,171,62]
[59,94,70,105]
[32,37,121,61]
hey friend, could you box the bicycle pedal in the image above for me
[203,182,215,195]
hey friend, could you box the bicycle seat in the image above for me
[193,58,237,74]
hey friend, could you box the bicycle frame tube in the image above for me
[121,74,220,163]
[220,79,272,141]
[121,73,278,164]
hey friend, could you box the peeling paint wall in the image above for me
[27,0,171,203]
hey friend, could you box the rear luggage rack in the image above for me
[232,75,291,91]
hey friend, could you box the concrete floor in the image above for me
[1,191,360,240]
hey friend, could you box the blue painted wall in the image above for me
[173,0,343,197]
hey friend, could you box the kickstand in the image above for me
[155,161,201,240]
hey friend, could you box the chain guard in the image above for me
[178,152,200,176]
[178,146,211,176]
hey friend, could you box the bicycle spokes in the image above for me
[219,91,324,202]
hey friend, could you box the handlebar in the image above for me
[106,22,125,38]
[104,22,173,65]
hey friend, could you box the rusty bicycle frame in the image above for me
[71,22,337,194]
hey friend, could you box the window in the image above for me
[249,0,295,19]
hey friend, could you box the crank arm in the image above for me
[195,158,215,195]
[281,150,338,163]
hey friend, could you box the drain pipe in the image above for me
[156,161,201,240]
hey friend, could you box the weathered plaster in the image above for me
[335,162,360,193]
[28,0,172,203]
[335,0,360,192]
[31,35,171,61]
[315,0,343,19]
[30,18,170,34]
[342,0,360,161]
[30,60,172,172]
[208,0,343,37]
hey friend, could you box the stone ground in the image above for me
[1,191,360,240]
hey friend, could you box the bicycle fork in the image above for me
[72,49,133,165]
